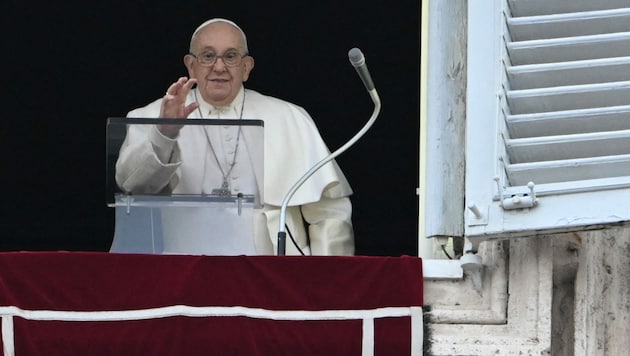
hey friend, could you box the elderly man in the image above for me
[114,18,354,256]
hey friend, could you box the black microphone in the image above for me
[348,48,375,91]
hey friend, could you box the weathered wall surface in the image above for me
[425,238,552,355]
[423,226,630,355]
[574,226,630,356]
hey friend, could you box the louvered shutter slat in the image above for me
[507,33,630,66]
[508,0,630,17]
[506,105,630,138]
[507,57,630,90]
[508,154,630,185]
[507,8,630,41]
[507,130,630,162]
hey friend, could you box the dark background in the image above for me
[2,1,419,256]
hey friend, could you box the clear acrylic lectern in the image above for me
[106,118,264,255]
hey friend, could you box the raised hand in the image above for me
[158,77,200,137]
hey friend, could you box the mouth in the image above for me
[209,78,230,83]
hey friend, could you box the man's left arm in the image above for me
[300,196,355,256]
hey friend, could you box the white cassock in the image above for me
[113,87,354,256]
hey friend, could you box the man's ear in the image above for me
[183,54,195,76]
[242,56,255,82]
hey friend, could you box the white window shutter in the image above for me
[465,0,630,241]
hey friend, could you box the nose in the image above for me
[212,57,228,71]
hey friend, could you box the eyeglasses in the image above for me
[189,50,248,67]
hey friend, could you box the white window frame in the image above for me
[418,0,467,278]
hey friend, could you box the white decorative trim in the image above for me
[2,316,14,356]
[362,318,375,356]
[0,305,423,355]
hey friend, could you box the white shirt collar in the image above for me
[193,86,245,119]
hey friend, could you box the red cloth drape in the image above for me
[0,252,423,355]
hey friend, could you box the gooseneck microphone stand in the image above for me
[277,48,381,255]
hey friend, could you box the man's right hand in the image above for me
[158,77,200,138]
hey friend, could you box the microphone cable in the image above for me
[285,223,306,256]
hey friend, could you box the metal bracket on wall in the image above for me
[467,203,489,226]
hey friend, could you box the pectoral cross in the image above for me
[211,179,231,196]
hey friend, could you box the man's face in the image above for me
[185,22,254,106]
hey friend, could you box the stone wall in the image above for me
[574,226,630,355]
[423,226,630,355]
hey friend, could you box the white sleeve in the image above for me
[115,124,182,194]
[300,194,355,256]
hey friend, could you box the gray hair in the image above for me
[189,18,249,54]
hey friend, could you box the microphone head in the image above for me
[348,48,365,67]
